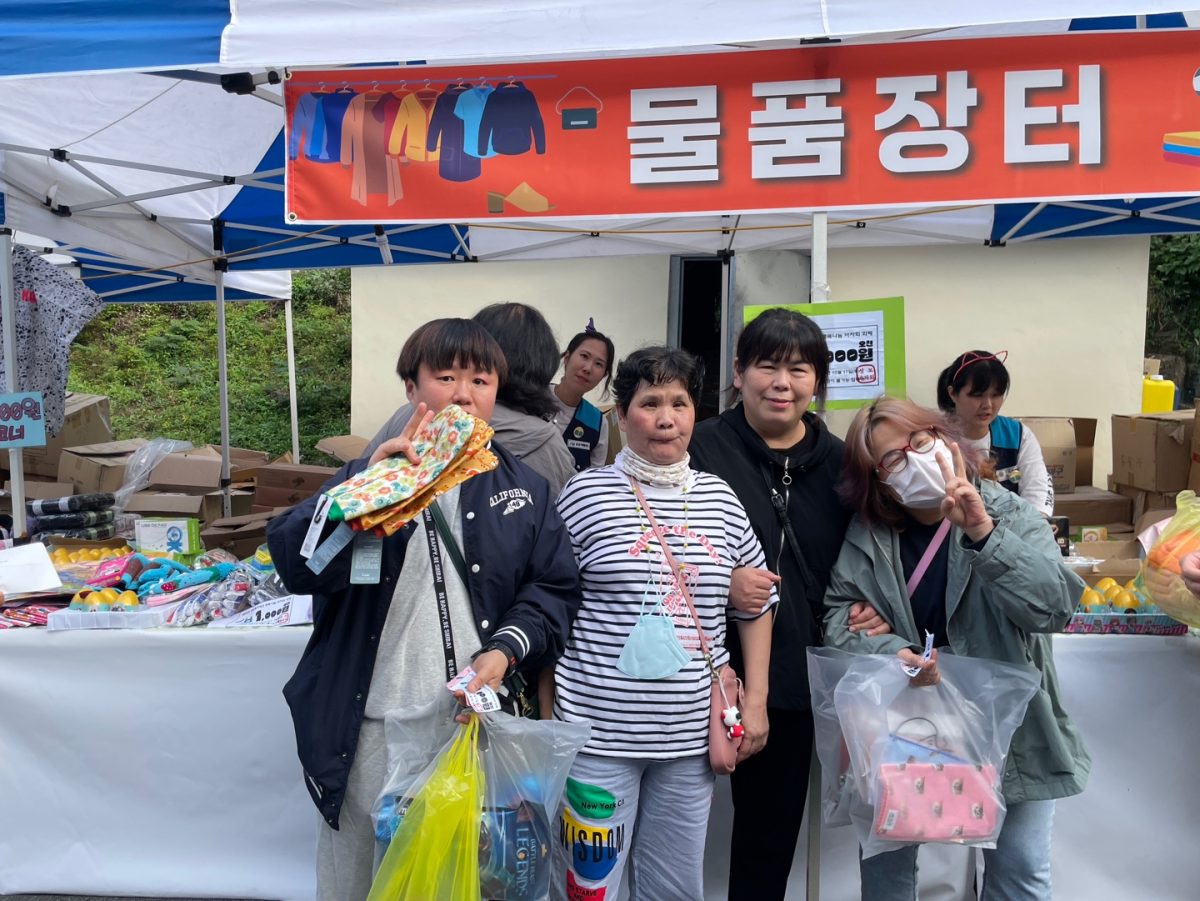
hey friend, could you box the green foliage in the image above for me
[66,269,352,466]
[1147,234,1200,356]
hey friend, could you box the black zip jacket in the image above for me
[268,442,581,828]
[689,406,850,710]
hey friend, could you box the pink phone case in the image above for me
[874,762,999,841]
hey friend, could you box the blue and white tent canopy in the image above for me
[3,3,1200,284]
[0,1,1192,79]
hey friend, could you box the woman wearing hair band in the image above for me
[552,318,615,471]
[937,350,1054,518]
[825,397,1088,901]
[552,346,775,901]
[688,307,889,900]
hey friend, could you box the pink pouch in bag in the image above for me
[874,761,999,842]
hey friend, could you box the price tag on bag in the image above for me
[300,495,332,559]
[350,533,384,584]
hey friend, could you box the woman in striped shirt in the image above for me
[551,346,775,901]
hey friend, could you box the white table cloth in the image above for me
[1,631,1196,900]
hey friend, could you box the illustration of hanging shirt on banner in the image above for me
[285,31,1200,223]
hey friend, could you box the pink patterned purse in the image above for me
[874,761,1000,842]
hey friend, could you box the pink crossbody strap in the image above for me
[628,477,717,675]
[906,518,953,598]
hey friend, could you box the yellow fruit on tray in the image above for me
[1095,577,1118,592]
[115,590,140,608]
[1080,588,1104,610]
[1112,590,1141,609]
[1103,584,1124,601]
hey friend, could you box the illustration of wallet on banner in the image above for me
[555,87,602,130]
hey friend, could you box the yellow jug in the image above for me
[1141,374,1175,413]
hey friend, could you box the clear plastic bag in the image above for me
[1141,489,1200,628]
[113,438,193,512]
[807,647,875,827]
[832,652,1041,859]
[371,705,590,900]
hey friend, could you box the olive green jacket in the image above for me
[823,480,1090,804]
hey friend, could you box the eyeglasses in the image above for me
[877,428,940,474]
[951,350,1008,383]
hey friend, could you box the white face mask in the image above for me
[883,438,949,509]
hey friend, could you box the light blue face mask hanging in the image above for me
[616,586,691,680]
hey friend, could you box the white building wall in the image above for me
[349,238,1148,488]
[350,256,669,438]
[822,237,1150,487]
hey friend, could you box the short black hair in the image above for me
[732,308,830,409]
[936,350,1011,412]
[563,328,616,398]
[395,318,507,385]
[473,303,559,419]
[613,346,705,414]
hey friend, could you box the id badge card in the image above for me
[350,533,384,584]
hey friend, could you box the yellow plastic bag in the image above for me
[367,717,484,901]
[1140,490,1200,628]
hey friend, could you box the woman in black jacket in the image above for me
[689,307,886,901]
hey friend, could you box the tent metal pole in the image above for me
[0,229,26,538]
[718,253,732,413]
[214,266,232,519]
[284,298,301,463]
[811,212,830,303]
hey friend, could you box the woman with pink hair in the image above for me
[823,397,1089,901]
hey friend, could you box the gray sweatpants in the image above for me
[315,718,388,901]
[551,752,714,901]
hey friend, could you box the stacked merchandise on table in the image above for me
[28,492,117,542]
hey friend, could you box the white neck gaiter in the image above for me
[615,446,692,489]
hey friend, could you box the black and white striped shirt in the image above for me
[554,465,775,758]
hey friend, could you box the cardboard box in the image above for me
[1,480,74,513]
[1188,405,1200,493]
[16,393,113,477]
[253,463,336,509]
[315,435,369,463]
[125,489,252,524]
[1144,357,1162,377]
[206,445,272,480]
[1075,539,1141,560]
[1135,507,1176,536]
[57,439,147,494]
[1110,481,1181,526]
[1074,558,1143,588]
[1019,417,1077,493]
[1053,486,1132,528]
[200,509,282,560]
[149,447,224,491]
[1111,410,1195,492]
[1072,418,1098,488]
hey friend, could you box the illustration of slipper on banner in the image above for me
[323,404,497,535]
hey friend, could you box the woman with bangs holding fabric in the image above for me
[823,396,1089,901]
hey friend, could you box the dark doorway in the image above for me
[676,257,724,422]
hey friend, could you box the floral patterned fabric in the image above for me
[324,404,497,536]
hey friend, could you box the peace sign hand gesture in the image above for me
[936,442,994,543]
[367,402,435,467]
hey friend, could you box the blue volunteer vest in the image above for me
[989,415,1022,495]
[562,398,603,472]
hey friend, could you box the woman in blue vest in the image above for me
[937,350,1054,517]
[552,320,615,471]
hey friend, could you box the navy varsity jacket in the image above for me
[268,441,580,828]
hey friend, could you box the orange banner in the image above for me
[284,31,1200,223]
